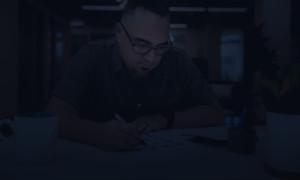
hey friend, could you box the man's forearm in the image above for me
[46,97,104,146]
[172,106,224,128]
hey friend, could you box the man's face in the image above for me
[116,8,170,78]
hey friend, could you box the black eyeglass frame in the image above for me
[119,22,173,56]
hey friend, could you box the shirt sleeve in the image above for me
[177,51,219,108]
[52,44,99,112]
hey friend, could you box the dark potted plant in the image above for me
[248,23,300,176]
[254,62,300,175]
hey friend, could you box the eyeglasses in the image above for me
[120,22,172,57]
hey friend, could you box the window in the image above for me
[220,30,244,82]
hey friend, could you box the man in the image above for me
[47,0,223,151]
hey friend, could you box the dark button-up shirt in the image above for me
[54,41,217,122]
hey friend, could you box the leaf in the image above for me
[260,78,280,99]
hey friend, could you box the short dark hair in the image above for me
[123,0,170,17]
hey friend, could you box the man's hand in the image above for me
[132,115,167,133]
[97,115,145,151]
[47,97,146,151]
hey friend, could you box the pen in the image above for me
[114,114,126,123]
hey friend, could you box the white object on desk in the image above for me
[266,112,300,172]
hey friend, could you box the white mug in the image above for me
[266,112,300,173]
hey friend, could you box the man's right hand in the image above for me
[46,97,146,151]
[96,116,145,151]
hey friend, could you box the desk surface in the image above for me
[1,127,275,180]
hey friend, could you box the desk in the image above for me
[1,127,275,180]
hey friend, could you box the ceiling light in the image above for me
[169,7,206,12]
[208,8,247,13]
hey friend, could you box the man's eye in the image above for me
[156,45,170,51]
[156,45,168,50]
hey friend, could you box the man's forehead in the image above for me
[125,8,170,44]
[130,7,169,22]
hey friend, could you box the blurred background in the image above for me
[0,0,299,118]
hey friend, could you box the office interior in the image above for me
[1,0,299,121]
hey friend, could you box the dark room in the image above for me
[1,0,299,179]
